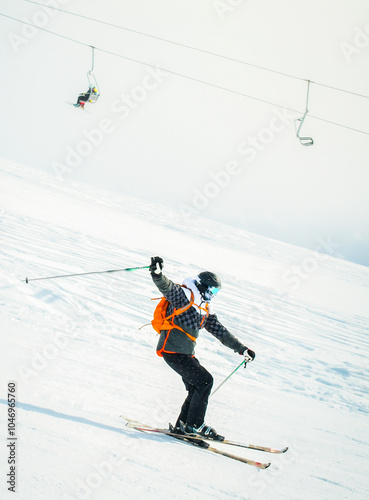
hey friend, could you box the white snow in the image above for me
[1,159,369,500]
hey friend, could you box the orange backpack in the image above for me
[151,285,209,335]
[150,286,210,357]
[151,297,172,334]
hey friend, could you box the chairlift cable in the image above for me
[1,12,369,137]
[0,12,301,114]
[21,0,369,101]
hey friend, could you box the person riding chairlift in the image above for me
[74,86,99,108]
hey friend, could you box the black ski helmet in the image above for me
[196,271,222,300]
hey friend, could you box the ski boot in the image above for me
[168,423,184,435]
[180,421,224,441]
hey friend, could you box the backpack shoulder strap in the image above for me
[165,285,194,320]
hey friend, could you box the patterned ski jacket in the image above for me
[152,273,247,357]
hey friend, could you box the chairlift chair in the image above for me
[295,80,314,146]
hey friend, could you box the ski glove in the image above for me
[242,348,255,362]
[150,256,164,278]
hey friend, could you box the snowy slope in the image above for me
[1,159,369,500]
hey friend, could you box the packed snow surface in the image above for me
[1,160,369,499]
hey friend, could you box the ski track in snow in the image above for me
[1,160,369,500]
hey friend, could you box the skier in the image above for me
[74,86,99,108]
[149,256,255,441]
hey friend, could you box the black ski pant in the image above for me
[162,353,213,428]
[76,93,89,105]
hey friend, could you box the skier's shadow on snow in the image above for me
[0,400,142,439]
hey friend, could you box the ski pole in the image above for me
[24,265,150,284]
[211,358,249,398]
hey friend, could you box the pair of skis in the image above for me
[121,417,288,469]
[65,101,91,112]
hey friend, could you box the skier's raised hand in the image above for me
[150,256,164,277]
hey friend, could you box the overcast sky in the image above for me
[1,0,369,266]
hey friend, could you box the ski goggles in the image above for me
[208,286,220,296]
